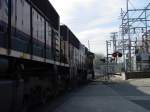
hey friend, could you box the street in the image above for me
[31,77,150,112]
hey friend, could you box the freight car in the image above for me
[0,0,94,112]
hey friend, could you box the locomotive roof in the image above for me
[30,0,59,31]
[60,25,80,49]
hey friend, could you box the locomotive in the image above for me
[0,0,95,112]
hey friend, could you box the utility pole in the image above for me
[106,41,109,80]
[111,32,117,52]
[127,0,132,72]
[145,9,148,53]
[121,8,126,72]
[106,40,112,80]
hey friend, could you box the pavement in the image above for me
[31,77,150,112]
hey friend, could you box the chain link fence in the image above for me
[95,63,123,80]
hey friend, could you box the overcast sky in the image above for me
[49,0,149,55]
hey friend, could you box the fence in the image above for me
[95,63,122,77]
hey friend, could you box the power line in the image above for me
[119,0,150,72]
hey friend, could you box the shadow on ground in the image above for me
[30,78,150,112]
[106,79,150,111]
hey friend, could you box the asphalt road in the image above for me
[31,78,150,112]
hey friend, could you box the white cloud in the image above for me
[77,27,119,54]
[78,27,118,40]
[49,0,125,54]
[50,0,95,22]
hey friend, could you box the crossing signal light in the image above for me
[112,52,122,58]
[118,53,122,57]
[112,52,117,57]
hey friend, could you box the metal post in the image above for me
[111,32,117,52]
[121,8,126,72]
[145,10,148,53]
[127,0,132,72]
[106,41,109,80]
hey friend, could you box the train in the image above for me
[0,0,95,112]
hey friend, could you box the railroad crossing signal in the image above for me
[112,52,122,58]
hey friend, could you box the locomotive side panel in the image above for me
[0,0,8,51]
[60,25,69,64]
[46,22,52,60]
[1,0,8,24]
[16,0,23,32]
[11,0,31,56]
[0,0,60,63]
[32,8,41,58]
[60,36,65,63]
[23,1,30,36]
[32,8,45,61]
[52,29,60,62]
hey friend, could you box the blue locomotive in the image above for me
[0,0,95,112]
